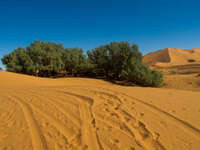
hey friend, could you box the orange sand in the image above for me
[143,48,200,67]
[0,70,200,150]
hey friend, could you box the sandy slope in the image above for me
[143,48,200,67]
[142,48,170,66]
[0,71,200,150]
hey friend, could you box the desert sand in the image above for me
[143,48,200,91]
[143,48,200,67]
[0,70,200,150]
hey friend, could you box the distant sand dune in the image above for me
[143,48,171,65]
[0,71,200,150]
[143,48,200,67]
[143,48,200,91]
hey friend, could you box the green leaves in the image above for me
[1,41,163,87]
[2,47,34,74]
[122,58,163,87]
[26,41,65,76]
[62,48,87,76]
[88,41,163,86]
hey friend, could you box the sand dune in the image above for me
[143,48,200,67]
[143,48,200,91]
[0,70,200,150]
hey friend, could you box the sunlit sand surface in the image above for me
[0,70,200,150]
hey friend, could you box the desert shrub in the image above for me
[0,67,2,70]
[188,59,196,62]
[62,48,88,76]
[121,58,163,87]
[1,47,35,74]
[26,41,65,76]
[88,42,163,87]
[1,41,163,87]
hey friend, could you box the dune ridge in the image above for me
[142,48,171,66]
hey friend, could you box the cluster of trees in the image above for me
[1,40,163,87]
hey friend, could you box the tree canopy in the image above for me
[1,40,163,87]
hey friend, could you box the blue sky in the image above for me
[1,0,200,69]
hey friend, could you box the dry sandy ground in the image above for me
[0,71,200,150]
[163,74,200,91]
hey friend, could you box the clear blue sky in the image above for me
[1,0,200,69]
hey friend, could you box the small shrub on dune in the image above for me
[188,59,196,62]
[87,42,163,87]
[121,59,163,87]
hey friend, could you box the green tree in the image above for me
[63,48,87,76]
[87,41,163,86]
[26,40,64,76]
[87,42,139,79]
[121,45,163,87]
[2,47,35,74]
[87,45,110,77]
[1,40,163,87]
[106,42,132,79]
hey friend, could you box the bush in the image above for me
[188,59,196,62]
[87,41,163,86]
[121,59,163,87]
[1,41,163,87]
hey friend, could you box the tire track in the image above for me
[60,91,103,150]
[29,88,80,107]
[26,91,80,128]
[91,91,165,150]
[77,87,200,139]
[57,90,165,150]
[82,87,200,148]
[79,104,102,150]
[13,94,78,144]
[10,96,48,150]
[95,115,135,140]
[23,86,200,149]
[14,89,102,149]
[120,92,200,139]
[118,109,165,150]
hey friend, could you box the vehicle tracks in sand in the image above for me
[15,90,103,150]
[52,87,200,149]
[24,90,81,128]
[24,88,142,149]
[68,86,200,139]
[54,90,165,150]
[7,86,200,150]
[85,87,200,147]
[91,90,166,150]
[12,94,81,149]
[61,91,104,150]
[8,96,48,150]
[118,91,200,139]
